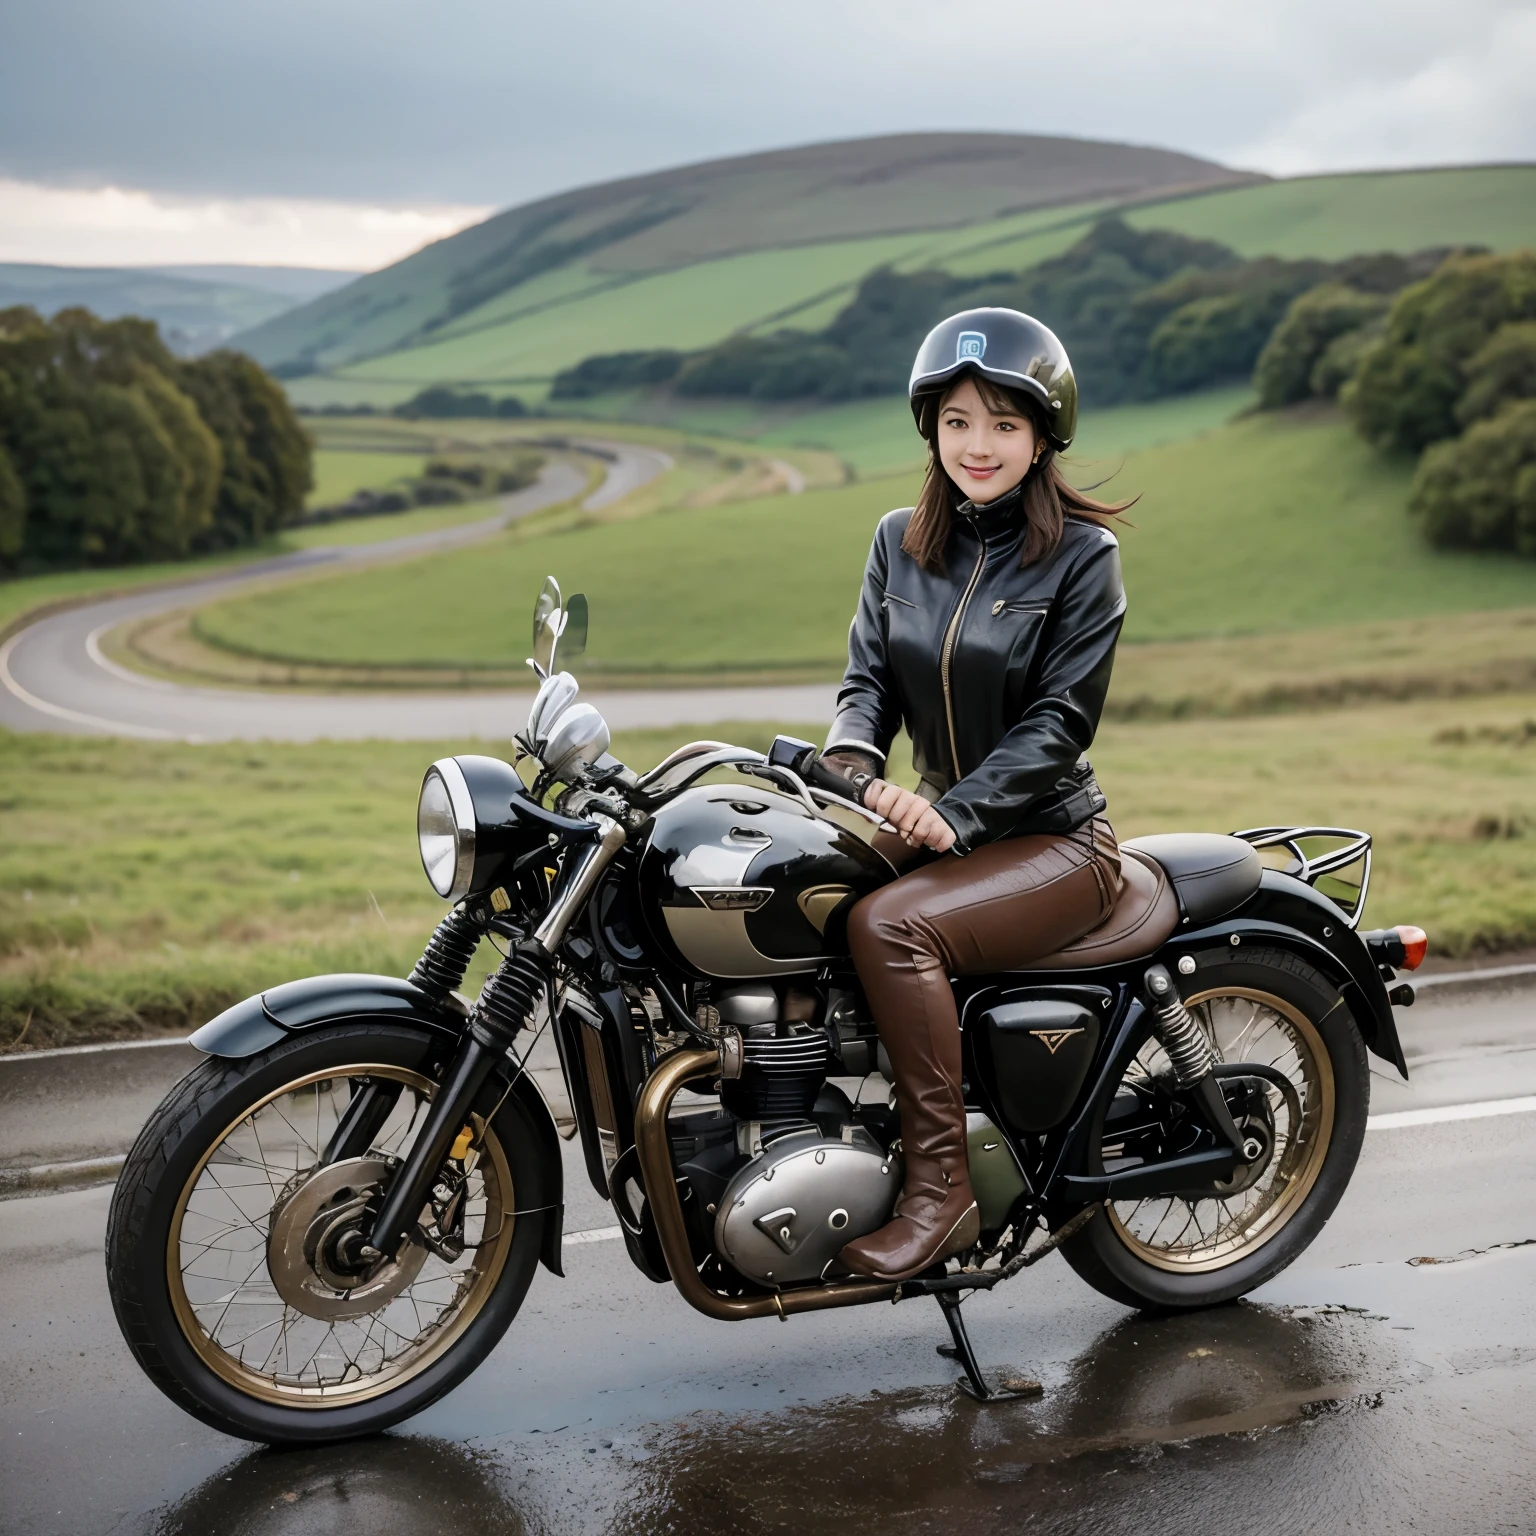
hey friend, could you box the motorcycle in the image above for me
[106,576,1428,1443]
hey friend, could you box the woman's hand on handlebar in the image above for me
[864,781,957,852]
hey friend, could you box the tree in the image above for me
[1253,284,1389,407]
[1411,399,1536,555]
[179,350,313,546]
[1347,251,1536,453]
[0,442,25,559]
[1457,320,1536,426]
[0,307,307,568]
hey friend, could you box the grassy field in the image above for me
[561,382,1257,481]
[1124,165,1536,260]
[190,410,1536,680]
[5,690,1533,1048]
[307,447,427,508]
[281,164,1536,413]
[0,416,830,643]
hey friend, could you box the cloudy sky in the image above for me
[1,0,1532,271]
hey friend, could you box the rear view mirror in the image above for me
[529,577,588,676]
[562,593,588,663]
[531,575,562,678]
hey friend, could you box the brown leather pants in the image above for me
[837,819,1121,1280]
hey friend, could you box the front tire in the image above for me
[1060,946,1369,1311]
[106,1022,548,1444]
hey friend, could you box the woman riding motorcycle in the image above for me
[818,308,1135,1282]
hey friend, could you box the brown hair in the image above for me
[901,373,1135,573]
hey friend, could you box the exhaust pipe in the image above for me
[632,1046,898,1321]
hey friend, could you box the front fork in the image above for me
[362,815,626,1265]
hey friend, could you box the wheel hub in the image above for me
[267,1156,429,1320]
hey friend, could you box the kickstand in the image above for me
[934,1291,1042,1403]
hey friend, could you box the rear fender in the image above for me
[1176,872,1407,1077]
[189,972,568,1275]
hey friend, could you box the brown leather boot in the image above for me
[837,969,979,1282]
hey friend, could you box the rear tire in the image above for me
[106,1023,549,1444]
[1060,947,1368,1311]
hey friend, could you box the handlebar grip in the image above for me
[800,751,874,808]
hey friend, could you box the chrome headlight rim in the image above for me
[418,758,477,901]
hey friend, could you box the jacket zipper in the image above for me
[940,537,987,781]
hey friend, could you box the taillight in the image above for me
[1394,925,1428,970]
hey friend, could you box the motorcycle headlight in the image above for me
[418,759,476,900]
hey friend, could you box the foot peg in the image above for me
[934,1292,1041,1404]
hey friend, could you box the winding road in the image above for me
[0,442,838,742]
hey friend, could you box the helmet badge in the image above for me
[956,331,987,362]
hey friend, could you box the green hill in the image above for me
[237,132,1254,381]
[263,154,1536,415]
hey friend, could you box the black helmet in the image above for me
[908,307,1078,450]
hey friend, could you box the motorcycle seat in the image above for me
[1029,847,1179,969]
[1122,833,1263,924]
[1027,833,1261,971]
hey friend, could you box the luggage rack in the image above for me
[1231,826,1372,928]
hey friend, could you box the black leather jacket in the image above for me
[826,486,1126,855]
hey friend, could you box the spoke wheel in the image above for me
[1058,947,1369,1313]
[166,1063,516,1409]
[1106,987,1334,1274]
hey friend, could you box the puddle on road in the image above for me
[150,1436,528,1536]
[605,1300,1404,1534]
[148,1301,1405,1535]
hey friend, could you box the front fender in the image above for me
[189,971,568,1275]
[191,972,465,1057]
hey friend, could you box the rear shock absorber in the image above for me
[1142,964,1214,1086]
[1142,963,1244,1154]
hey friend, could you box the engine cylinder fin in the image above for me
[720,1027,829,1121]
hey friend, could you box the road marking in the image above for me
[1415,962,1536,989]
[0,1036,194,1063]
[85,620,185,693]
[566,1225,622,1244]
[1368,1095,1536,1131]
[0,628,178,739]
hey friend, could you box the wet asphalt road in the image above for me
[3,984,1534,1535]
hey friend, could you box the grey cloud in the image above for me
[0,0,1530,205]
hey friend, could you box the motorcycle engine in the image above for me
[669,982,900,1287]
[714,1125,900,1285]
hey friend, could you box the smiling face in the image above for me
[935,375,1040,503]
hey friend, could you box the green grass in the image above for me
[332,233,1000,390]
[285,497,512,550]
[192,408,1536,679]
[6,692,1533,1046]
[307,448,427,508]
[0,415,770,638]
[1126,165,1536,260]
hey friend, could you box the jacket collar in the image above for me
[953,480,1026,542]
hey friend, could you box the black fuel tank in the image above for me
[637,784,895,979]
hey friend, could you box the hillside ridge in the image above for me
[233,131,1256,375]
